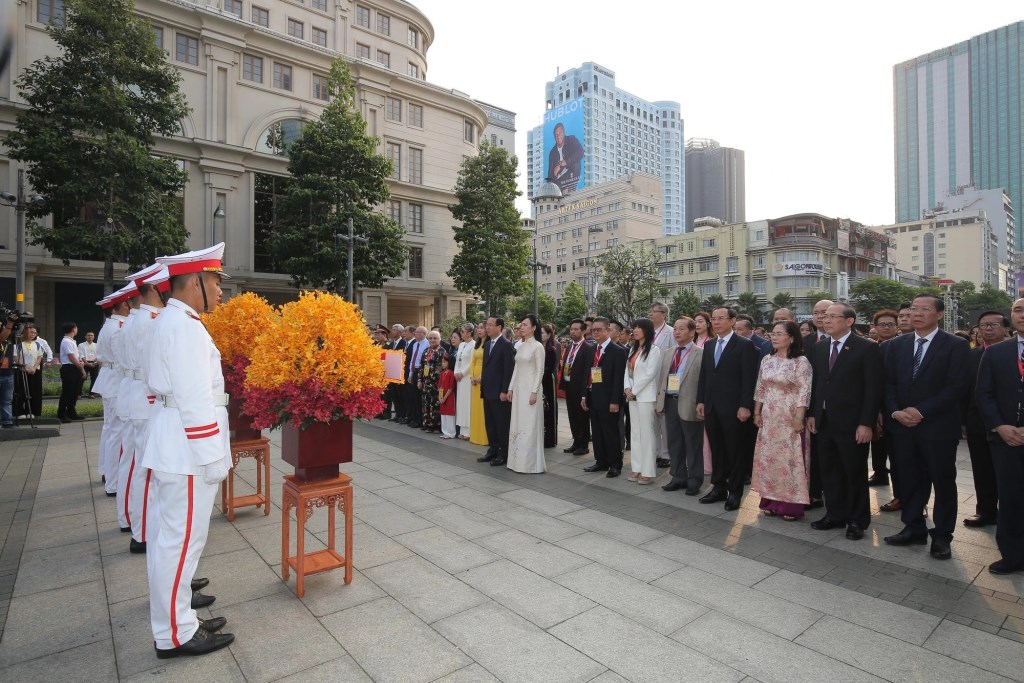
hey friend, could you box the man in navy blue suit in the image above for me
[882,294,969,560]
[735,315,771,358]
[478,316,515,467]
[976,298,1024,574]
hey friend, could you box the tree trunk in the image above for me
[104,254,114,295]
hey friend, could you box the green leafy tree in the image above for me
[804,290,835,305]
[449,143,529,316]
[268,60,407,292]
[735,292,762,320]
[507,292,556,326]
[702,294,727,311]
[6,0,192,290]
[950,281,976,298]
[554,281,588,331]
[594,290,618,321]
[848,278,913,317]
[670,288,702,319]
[962,283,1013,320]
[595,243,662,322]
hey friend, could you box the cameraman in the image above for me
[1,312,16,428]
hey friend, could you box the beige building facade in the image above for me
[531,174,664,306]
[881,208,1000,289]
[0,0,493,335]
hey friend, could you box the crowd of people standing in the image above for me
[377,294,1024,576]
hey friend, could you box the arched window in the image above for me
[256,119,304,156]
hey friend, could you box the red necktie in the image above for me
[588,345,603,387]
[670,346,684,373]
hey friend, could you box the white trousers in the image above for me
[630,401,659,478]
[115,419,137,529]
[441,415,456,437]
[128,418,154,543]
[100,398,124,494]
[148,471,217,650]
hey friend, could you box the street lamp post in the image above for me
[0,169,45,309]
[586,225,604,312]
[335,217,368,303]
[526,243,549,317]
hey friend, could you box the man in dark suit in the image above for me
[696,307,759,510]
[560,319,593,455]
[736,315,771,358]
[547,122,584,193]
[807,304,883,540]
[867,310,899,486]
[386,325,409,422]
[976,298,1024,574]
[876,301,914,513]
[581,317,626,477]
[478,316,515,467]
[883,294,969,560]
[963,310,1011,528]
[403,326,427,428]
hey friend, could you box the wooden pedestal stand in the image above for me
[220,437,271,522]
[281,473,353,597]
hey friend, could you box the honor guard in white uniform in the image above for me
[93,285,134,496]
[117,263,167,554]
[142,243,234,658]
[91,295,115,484]
[114,280,143,531]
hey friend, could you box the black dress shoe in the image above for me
[198,616,227,633]
[583,463,608,472]
[191,592,216,609]
[989,559,1024,575]
[930,539,952,560]
[106,492,116,497]
[606,468,621,478]
[571,448,590,456]
[476,454,494,463]
[490,458,506,467]
[810,516,845,531]
[883,529,928,546]
[846,524,865,540]
[656,458,671,468]
[685,486,700,496]
[155,628,234,659]
[662,482,685,492]
[130,539,147,554]
[866,474,889,487]
[121,526,132,533]
[963,515,997,528]
[191,577,210,591]
[804,499,824,511]
[60,417,72,424]
[563,446,577,453]
[407,422,421,429]
[724,495,740,511]
[699,488,727,504]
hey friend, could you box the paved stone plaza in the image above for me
[1,409,1023,682]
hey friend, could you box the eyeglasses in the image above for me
[909,307,935,313]
[767,332,790,338]
[824,314,847,320]
[875,322,896,328]
[978,322,1005,329]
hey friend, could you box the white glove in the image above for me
[203,456,230,485]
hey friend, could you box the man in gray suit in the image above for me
[656,317,705,495]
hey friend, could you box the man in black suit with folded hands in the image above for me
[807,304,883,540]
[560,319,594,456]
[478,316,515,467]
[976,298,1024,574]
[883,294,969,560]
[696,307,759,510]
[581,317,626,477]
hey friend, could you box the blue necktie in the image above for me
[912,338,926,379]
[714,338,724,367]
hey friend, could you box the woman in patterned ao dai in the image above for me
[752,321,812,520]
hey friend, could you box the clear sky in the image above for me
[411,0,1022,227]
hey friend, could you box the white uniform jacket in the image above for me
[142,299,230,475]
[92,315,126,397]
[115,308,141,419]
[624,345,663,403]
[125,304,161,421]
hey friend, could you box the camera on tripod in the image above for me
[1,302,34,336]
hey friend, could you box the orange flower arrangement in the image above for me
[202,292,278,395]
[243,291,386,429]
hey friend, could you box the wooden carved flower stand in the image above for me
[281,473,353,598]
[220,437,272,522]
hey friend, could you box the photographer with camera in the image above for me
[1,310,17,428]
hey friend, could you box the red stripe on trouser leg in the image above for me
[118,444,123,462]
[124,452,135,526]
[169,475,194,648]
[141,470,151,542]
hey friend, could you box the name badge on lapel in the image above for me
[667,375,681,392]
[591,367,603,383]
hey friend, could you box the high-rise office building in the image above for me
[526,62,685,235]
[684,138,746,229]
[894,21,1024,253]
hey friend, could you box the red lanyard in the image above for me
[593,345,603,367]
[567,342,579,365]
[670,345,691,373]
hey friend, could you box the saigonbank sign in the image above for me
[773,262,824,276]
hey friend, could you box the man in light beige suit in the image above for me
[656,317,705,495]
